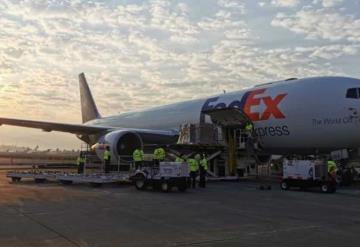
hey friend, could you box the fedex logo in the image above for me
[202,88,287,121]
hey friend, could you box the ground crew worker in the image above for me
[199,154,208,188]
[153,147,166,167]
[103,146,111,173]
[245,122,253,136]
[132,148,144,170]
[188,156,199,188]
[327,160,337,179]
[175,154,185,163]
[77,152,86,174]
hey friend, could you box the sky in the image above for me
[0,0,359,149]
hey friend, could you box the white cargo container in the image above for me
[281,159,336,193]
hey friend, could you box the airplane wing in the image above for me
[0,117,109,135]
[0,117,179,138]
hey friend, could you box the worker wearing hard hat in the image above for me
[199,154,208,188]
[133,148,144,170]
[103,146,111,173]
[154,147,166,167]
[77,151,86,174]
[188,154,200,188]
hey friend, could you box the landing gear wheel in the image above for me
[280,180,289,190]
[161,181,170,192]
[134,175,146,190]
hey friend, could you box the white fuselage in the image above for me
[87,77,360,154]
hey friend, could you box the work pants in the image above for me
[77,163,84,174]
[190,171,198,188]
[199,168,206,188]
[104,160,110,173]
[135,161,143,170]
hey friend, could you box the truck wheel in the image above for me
[178,181,187,192]
[35,178,45,183]
[90,182,102,188]
[280,180,289,190]
[60,180,73,185]
[161,181,170,192]
[320,183,330,193]
[134,175,146,190]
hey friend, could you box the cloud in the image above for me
[0,0,358,148]
[271,0,300,7]
[321,0,344,8]
[271,8,360,42]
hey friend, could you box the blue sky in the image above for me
[0,0,359,149]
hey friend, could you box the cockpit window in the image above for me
[346,88,359,99]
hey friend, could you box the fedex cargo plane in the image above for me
[1,73,360,161]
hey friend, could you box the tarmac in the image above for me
[0,170,359,247]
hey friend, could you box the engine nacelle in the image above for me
[94,130,143,162]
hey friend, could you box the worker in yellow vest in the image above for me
[245,122,253,136]
[77,152,86,174]
[199,154,208,188]
[133,148,144,170]
[188,154,200,188]
[103,146,111,173]
[153,147,166,167]
[327,160,337,179]
[175,154,186,163]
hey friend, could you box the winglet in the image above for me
[79,73,101,123]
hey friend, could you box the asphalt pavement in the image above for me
[0,171,359,247]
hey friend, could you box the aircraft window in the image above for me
[346,88,359,99]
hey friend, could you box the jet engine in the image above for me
[94,130,143,161]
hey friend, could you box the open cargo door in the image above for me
[202,108,250,128]
[202,107,253,175]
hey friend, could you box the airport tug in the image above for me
[130,162,189,192]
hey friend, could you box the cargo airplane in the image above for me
[1,73,360,162]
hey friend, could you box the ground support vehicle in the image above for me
[280,159,336,193]
[7,171,58,183]
[130,162,189,192]
[6,171,130,187]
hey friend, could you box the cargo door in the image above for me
[202,108,252,175]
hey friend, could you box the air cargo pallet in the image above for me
[6,171,130,187]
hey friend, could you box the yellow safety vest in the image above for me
[154,148,165,160]
[188,159,199,172]
[77,157,85,165]
[175,157,184,162]
[327,160,337,173]
[133,149,143,162]
[103,150,111,160]
[200,158,208,171]
[245,123,253,131]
